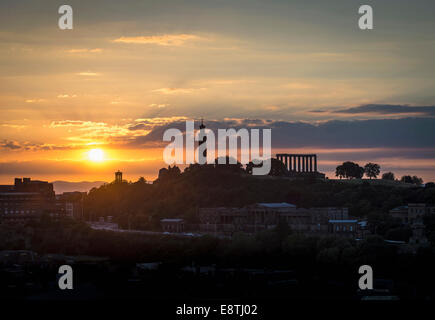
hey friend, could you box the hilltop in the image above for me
[83,165,435,230]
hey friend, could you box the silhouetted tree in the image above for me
[247,158,287,176]
[336,161,364,179]
[136,177,146,184]
[382,172,395,181]
[411,176,423,186]
[401,175,423,185]
[401,175,413,184]
[215,156,244,172]
[158,165,181,181]
[335,165,346,179]
[364,163,380,179]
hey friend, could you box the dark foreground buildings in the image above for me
[0,178,56,221]
[199,203,366,238]
[0,177,84,223]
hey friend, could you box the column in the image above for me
[284,156,288,171]
[309,156,313,172]
[297,156,301,172]
[314,155,317,172]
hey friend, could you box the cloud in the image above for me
[0,140,21,150]
[113,34,202,46]
[312,104,435,117]
[76,72,100,76]
[264,105,281,111]
[13,116,435,152]
[25,99,45,103]
[65,48,102,53]
[0,139,76,151]
[49,120,107,128]
[123,117,435,149]
[152,87,205,95]
[57,94,77,98]
[149,103,169,108]
[0,124,27,129]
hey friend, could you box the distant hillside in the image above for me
[83,165,435,231]
[52,181,106,194]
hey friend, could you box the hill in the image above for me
[52,180,106,194]
[83,165,435,230]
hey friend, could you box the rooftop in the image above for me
[257,202,296,208]
[390,205,408,211]
[161,218,184,222]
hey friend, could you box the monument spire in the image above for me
[198,118,207,161]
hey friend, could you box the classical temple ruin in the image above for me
[275,153,324,178]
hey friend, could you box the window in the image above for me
[350,226,353,231]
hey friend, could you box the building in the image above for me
[389,203,435,225]
[161,218,185,233]
[389,205,409,224]
[115,170,123,183]
[0,178,56,222]
[55,191,85,219]
[198,203,359,237]
[275,153,325,178]
[328,220,359,236]
[408,219,429,247]
[198,118,207,162]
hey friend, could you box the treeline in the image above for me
[335,161,424,185]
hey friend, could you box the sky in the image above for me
[1,0,435,184]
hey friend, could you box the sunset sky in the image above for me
[1,0,435,185]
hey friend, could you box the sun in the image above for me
[88,148,105,162]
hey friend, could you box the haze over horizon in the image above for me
[1,0,435,183]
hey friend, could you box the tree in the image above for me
[411,176,423,186]
[425,182,435,188]
[385,227,412,242]
[335,165,346,179]
[214,156,244,172]
[275,219,291,243]
[401,175,413,184]
[364,163,380,179]
[335,161,364,179]
[382,172,395,181]
[158,165,181,181]
[247,158,288,176]
[401,175,423,185]
[136,177,146,184]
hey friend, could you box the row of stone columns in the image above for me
[276,154,317,172]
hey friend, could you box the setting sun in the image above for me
[88,148,105,162]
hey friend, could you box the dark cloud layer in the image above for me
[126,117,435,149]
[313,104,435,116]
